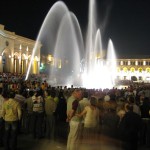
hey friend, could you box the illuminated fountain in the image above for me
[25,0,117,89]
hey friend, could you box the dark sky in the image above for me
[0,0,150,56]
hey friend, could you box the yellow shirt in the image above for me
[2,98,22,121]
[45,96,56,115]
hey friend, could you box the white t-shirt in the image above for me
[84,106,99,128]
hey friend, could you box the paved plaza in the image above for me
[1,133,149,150]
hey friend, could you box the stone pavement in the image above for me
[0,133,149,150]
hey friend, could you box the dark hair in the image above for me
[51,90,56,98]
[2,90,9,99]
[83,91,88,98]
[35,89,43,97]
[125,103,133,112]
[0,88,2,94]
[90,97,97,106]
[128,96,135,104]
[29,91,34,97]
[9,91,16,99]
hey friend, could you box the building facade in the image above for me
[116,58,150,82]
[1,24,150,83]
[41,55,150,83]
[0,24,41,74]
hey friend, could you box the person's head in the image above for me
[35,89,42,97]
[2,90,9,99]
[90,96,97,106]
[83,91,89,98]
[28,90,34,97]
[125,103,133,112]
[74,89,83,100]
[51,90,56,98]
[0,88,2,95]
[127,96,135,104]
[9,91,16,99]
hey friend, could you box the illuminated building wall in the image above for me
[0,24,41,74]
[41,55,150,83]
[116,58,150,82]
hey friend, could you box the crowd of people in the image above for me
[0,73,150,150]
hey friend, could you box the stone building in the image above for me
[0,24,41,74]
[116,56,150,82]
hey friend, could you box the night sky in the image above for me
[0,0,150,57]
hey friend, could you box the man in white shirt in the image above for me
[79,91,90,122]
[67,89,83,150]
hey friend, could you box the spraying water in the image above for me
[25,0,117,89]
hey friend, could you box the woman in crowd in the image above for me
[76,96,100,143]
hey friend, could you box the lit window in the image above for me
[121,61,123,65]
[146,68,150,73]
[135,61,138,65]
[128,61,130,65]
[123,67,128,73]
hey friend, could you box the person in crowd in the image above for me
[67,89,83,150]
[101,98,120,139]
[119,103,142,150]
[55,89,67,122]
[0,88,4,146]
[76,96,100,143]
[44,90,57,139]
[55,90,67,138]
[24,90,34,134]
[32,90,44,139]
[14,90,26,133]
[140,97,150,118]
[140,97,150,147]
[79,90,90,113]
[116,99,126,122]
[127,95,141,116]
[2,91,22,150]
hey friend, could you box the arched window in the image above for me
[146,68,150,73]
[130,67,135,73]
[123,67,128,73]
[138,68,143,73]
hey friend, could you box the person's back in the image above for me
[102,109,120,138]
[2,91,21,150]
[3,97,21,121]
[45,95,56,115]
[67,92,76,119]
[79,91,90,112]
[119,103,142,150]
[140,97,150,118]
[44,90,56,139]
[84,105,99,128]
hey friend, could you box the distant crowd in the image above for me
[0,72,150,150]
